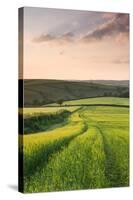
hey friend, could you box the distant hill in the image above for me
[85,80,129,87]
[23,79,129,107]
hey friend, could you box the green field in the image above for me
[46,97,129,106]
[22,106,79,117]
[20,97,129,193]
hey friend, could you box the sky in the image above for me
[22,7,129,80]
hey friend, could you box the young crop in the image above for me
[21,98,129,193]
[24,127,107,192]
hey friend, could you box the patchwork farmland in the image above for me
[19,97,129,193]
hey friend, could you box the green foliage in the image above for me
[57,99,64,106]
[23,110,71,134]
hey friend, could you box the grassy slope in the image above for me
[89,80,129,87]
[22,106,79,116]
[80,106,129,187]
[20,112,87,187]
[47,97,129,106]
[23,102,129,192]
[26,127,106,192]
[25,107,129,192]
[23,79,129,106]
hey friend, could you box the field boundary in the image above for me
[44,104,129,108]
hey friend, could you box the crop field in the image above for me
[20,97,129,193]
[22,106,79,117]
[63,97,129,106]
[46,97,129,106]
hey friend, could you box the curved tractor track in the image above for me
[22,104,129,193]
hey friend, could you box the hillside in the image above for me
[84,80,129,87]
[47,97,129,107]
[23,79,129,107]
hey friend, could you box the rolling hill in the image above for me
[22,79,129,107]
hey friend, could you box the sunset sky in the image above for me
[23,7,129,80]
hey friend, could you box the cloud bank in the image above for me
[33,13,129,45]
[81,13,129,42]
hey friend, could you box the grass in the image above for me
[101,126,129,187]
[25,127,107,192]
[21,106,79,117]
[47,97,129,106]
[20,112,87,184]
[20,97,129,193]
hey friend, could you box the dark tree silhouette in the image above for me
[57,99,64,106]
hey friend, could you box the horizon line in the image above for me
[23,78,129,81]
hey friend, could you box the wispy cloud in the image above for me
[32,13,129,45]
[81,13,129,42]
[33,34,55,43]
[33,32,75,44]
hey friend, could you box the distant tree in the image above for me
[57,99,64,106]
